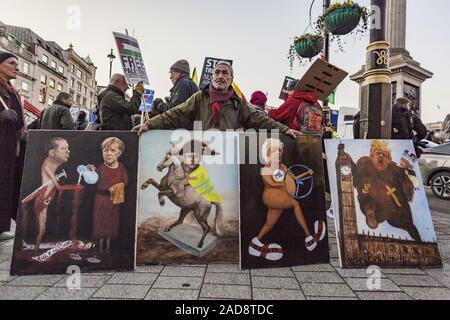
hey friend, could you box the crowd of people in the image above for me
[1,50,448,241]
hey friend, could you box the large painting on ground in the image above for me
[240,133,329,269]
[11,131,138,275]
[138,131,239,264]
[325,139,442,268]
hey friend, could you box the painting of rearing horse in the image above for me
[141,140,224,249]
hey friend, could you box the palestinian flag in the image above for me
[115,35,142,59]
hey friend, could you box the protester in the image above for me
[268,80,325,135]
[75,111,88,130]
[153,60,199,114]
[250,91,268,114]
[40,92,75,130]
[133,61,299,138]
[391,97,427,157]
[0,51,25,240]
[99,74,144,131]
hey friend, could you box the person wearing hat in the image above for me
[0,51,25,241]
[250,91,268,114]
[134,61,299,139]
[391,97,427,158]
[153,59,199,114]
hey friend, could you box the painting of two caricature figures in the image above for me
[10,130,442,276]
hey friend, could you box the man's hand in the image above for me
[132,123,150,136]
[134,81,145,95]
[286,129,302,139]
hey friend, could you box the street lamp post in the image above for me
[323,0,331,125]
[359,0,392,139]
[107,49,116,80]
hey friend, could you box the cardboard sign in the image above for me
[199,57,233,89]
[279,76,298,100]
[113,32,149,85]
[139,89,155,112]
[294,59,348,101]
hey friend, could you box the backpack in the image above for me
[296,101,324,134]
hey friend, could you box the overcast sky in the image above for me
[2,0,449,124]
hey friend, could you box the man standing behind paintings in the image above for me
[21,138,70,253]
[99,74,144,131]
[133,61,299,138]
[153,60,199,114]
[88,138,128,258]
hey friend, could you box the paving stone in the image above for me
[0,286,47,300]
[93,284,151,299]
[291,264,335,272]
[335,268,387,278]
[8,275,64,287]
[401,287,450,300]
[424,270,450,287]
[0,260,11,270]
[344,278,402,292]
[294,271,344,283]
[204,273,250,285]
[301,283,356,298]
[54,275,111,288]
[207,264,248,274]
[160,266,206,277]
[250,268,295,278]
[387,274,445,287]
[0,270,16,282]
[306,296,359,300]
[356,291,412,300]
[107,272,157,285]
[145,289,199,300]
[252,288,306,300]
[200,284,251,300]
[135,265,165,273]
[251,276,300,290]
[380,268,426,275]
[152,276,203,290]
[36,287,97,300]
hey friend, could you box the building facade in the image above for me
[0,21,97,124]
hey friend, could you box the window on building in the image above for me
[71,64,75,73]
[42,54,49,64]
[77,82,82,92]
[76,69,82,79]
[70,90,75,98]
[40,74,47,84]
[84,86,87,95]
[23,62,29,74]
[82,97,87,107]
[49,78,55,89]
[58,65,64,74]
[50,60,57,70]
[21,82,29,92]
[76,94,81,104]
[71,78,75,88]
[48,95,55,106]
[57,83,63,92]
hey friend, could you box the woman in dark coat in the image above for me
[0,51,25,240]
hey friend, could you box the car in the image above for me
[419,143,450,200]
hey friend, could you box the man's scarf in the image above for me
[209,83,235,125]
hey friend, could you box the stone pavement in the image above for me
[0,193,449,301]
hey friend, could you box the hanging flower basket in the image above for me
[317,1,370,36]
[325,5,362,35]
[288,34,323,68]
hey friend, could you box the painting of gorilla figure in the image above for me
[326,140,442,268]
